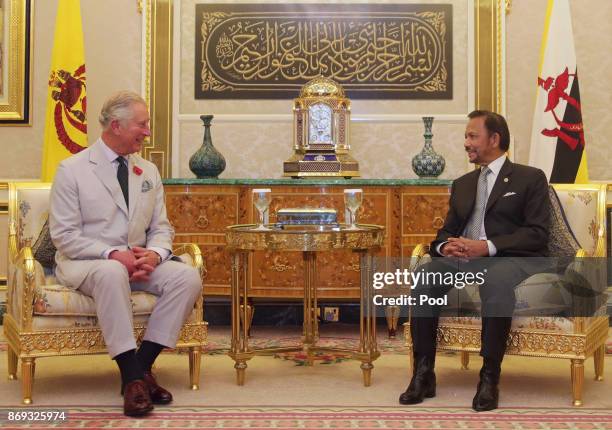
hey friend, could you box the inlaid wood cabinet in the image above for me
[164,180,450,299]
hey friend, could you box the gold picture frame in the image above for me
[0,0,32,125]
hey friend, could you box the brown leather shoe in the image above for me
[143,371,173,404]
[123,380,154,417]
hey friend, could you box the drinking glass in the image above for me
[252,188,271,230]
[344,188,363,230]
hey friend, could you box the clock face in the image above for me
[308,103,333,144]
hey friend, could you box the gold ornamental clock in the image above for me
[283,78,360,178]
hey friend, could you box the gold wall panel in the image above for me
[146,0,173,177]
[475,0,504,112]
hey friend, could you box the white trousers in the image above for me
[77,259,201,358]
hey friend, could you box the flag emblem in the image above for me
[537,67,584,152]
[49,64,87,154]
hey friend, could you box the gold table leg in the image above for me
[229,251,252,385]
[239,302,255,337]
[359,250,379,386]
[302,251,318,365]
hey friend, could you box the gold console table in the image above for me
[226,223,385,386]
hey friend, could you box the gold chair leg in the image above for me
[571,359,584,406]
[8,347,18,380]
[189,347,202,390]
[461,351,470,370]
[405,325,414,375]
[593,345,604,381]
[21,358,35,405]
[385,305,400,338]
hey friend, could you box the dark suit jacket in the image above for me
[431,159,549,257]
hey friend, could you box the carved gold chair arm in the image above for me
[410,243,431,271]
[173,243,205,274]
[173,243,205,318]
[411,243,431,258]
[9,245,38,330]
[8,219,19,264]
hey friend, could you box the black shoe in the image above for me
[399,355,436,405]
[472,365,500,412]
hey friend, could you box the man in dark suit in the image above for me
[399,110,549,411]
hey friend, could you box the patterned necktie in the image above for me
[116,156,129,208]
[465,166,490,239]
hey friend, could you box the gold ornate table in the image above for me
[226,223,385,386]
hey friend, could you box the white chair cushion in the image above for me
[33,285,158,317]
[31,309,198,330]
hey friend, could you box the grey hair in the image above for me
[98,91,146,129]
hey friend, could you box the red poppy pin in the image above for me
[133,165,143,176]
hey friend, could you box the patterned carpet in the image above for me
[2,406,611,429]
[204,330,410,365]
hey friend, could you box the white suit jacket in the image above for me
[50,139,174,288]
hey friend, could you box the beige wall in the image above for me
[0,0,610,181]
[0,0,142,179]
[178,0,470,180]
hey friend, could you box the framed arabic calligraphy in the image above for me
[0,0,32,125]
[195,3,452,99]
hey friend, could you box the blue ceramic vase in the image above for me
[189,115,226,179]
[411,116,445,178]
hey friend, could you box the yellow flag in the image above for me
[41,0,88,181]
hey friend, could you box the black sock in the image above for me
[136,341,165,372]
[114,349,144,386]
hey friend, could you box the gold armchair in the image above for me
[404,183,609,406]
[5,182,208,404]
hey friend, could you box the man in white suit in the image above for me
[50,91,202,417]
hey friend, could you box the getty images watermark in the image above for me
[371,267,487,306]
[367,256,610,319]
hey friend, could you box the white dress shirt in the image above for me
[437,154,507,257]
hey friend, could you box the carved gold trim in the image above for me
[145,0,172,177]
[475,0,504,112]
[5,314,207,358]
[226,224,385,252]
[404,316,608,360]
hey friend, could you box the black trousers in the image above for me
[410,257,530,363]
